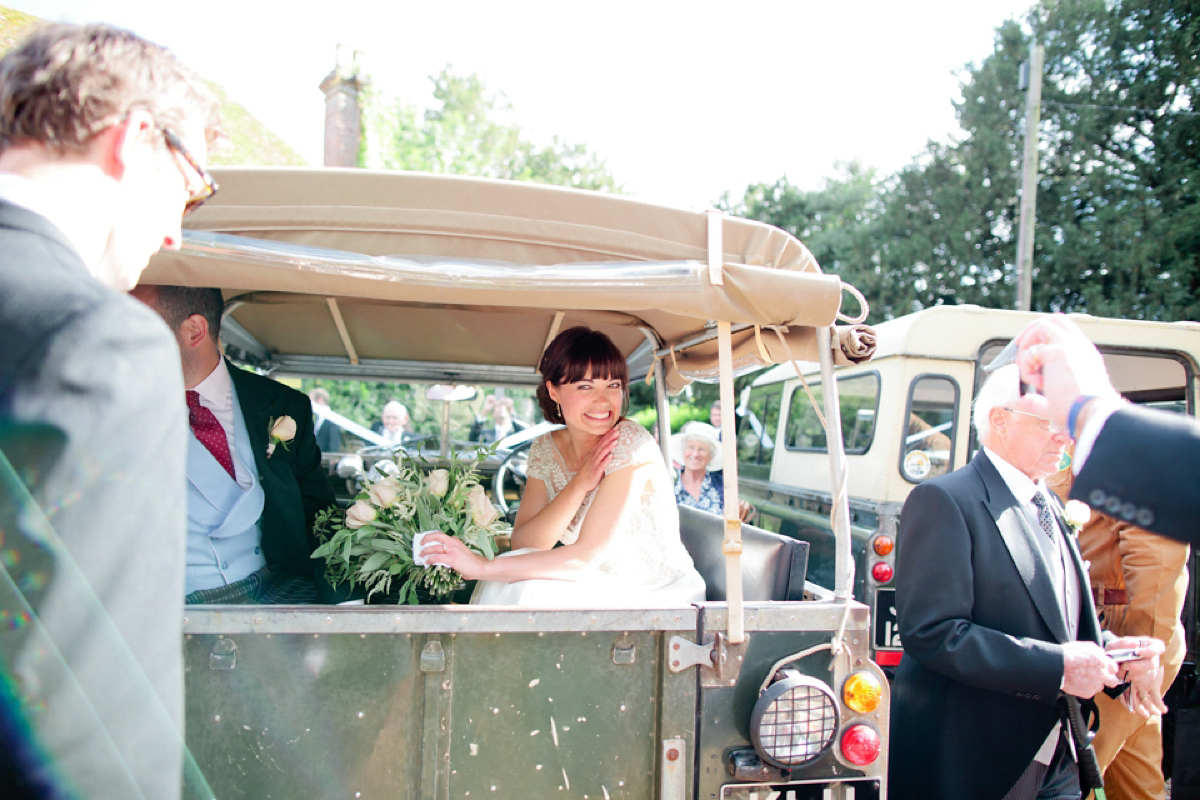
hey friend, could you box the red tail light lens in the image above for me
[871,562,894,583]
[841,723,881,765]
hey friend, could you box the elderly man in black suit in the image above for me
[0,24,221,800]
[131,285,342,604]
[889,363,1166,800]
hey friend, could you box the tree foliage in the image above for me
[728,0,1200,323]
[363,66,620,191]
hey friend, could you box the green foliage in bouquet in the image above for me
[312,448,509,603]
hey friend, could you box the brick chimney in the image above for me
[319,45,368,168]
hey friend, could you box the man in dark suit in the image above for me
[0,24,221,800]
[890,364,1165,800]
[1014,315,1200,546]
[309,388,343,452]
[131,285,343,604]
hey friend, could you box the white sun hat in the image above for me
[670,421,722,470]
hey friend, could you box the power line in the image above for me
[1043,100,1200,118]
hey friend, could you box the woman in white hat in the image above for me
[671,422,754,521]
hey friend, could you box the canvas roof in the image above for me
[143,168,870,386]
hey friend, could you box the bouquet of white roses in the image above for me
[312,449,509,603]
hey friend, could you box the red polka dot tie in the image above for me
[186,390,235,479]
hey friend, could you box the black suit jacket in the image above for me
[0,201,188,799]
[313,414,341,452]
[1072,404,1200,546]
[889,451,1104,800]
[224,361,339,598]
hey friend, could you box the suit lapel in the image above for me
[974,454,1071,643]
[227,359,275,477]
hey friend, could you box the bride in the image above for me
[419,326,705,606]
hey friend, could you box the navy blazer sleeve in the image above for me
[1072,405,1200,546]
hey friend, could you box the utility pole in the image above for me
[1016,43,1044,312]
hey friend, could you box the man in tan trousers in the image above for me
[1049,461,1190,800]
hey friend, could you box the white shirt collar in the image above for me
[192,357,232,413]
[0,173,86,263]
[982,446,1045,506]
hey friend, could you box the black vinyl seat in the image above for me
[677,504,809,602]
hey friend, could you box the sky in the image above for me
[13,0,1034,210]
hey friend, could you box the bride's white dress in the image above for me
[471,419,706,607]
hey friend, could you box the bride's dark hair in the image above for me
[535,327,628,425]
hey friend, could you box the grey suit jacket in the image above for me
[889,451,1104,800]
[0,201,188,800]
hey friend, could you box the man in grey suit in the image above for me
[889,364,1165,800]
[0,24,221,800]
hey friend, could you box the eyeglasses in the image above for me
[160,127,218,215]
[1004,407,1066,435]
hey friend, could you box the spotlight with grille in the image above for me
[749,670,839,768]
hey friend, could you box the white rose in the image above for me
[1063,499,1092,529]
[345,499,377,529]
[271,415,297,442]
[426,469,450,498]
[368,477,402,508]
[467,485,499,528]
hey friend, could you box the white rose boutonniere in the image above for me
[1063,499,1092,534]
[267,415,296,457]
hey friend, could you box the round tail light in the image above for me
[871,562,894,583]
[840,723,881,765]
[843,671,883,713]
[872,535,894,556]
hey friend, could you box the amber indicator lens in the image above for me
[843,671,883,713]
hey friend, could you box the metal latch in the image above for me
[209,637,237,670]
[612,633,636,665]
[420,639,446,673]
[668,632,726,676]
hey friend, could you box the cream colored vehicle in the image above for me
[736,305,1200,694]
[141,168,890,800]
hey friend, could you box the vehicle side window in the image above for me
[736,384,782,480]
[784,373,880,454]
[901,375,959,483]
